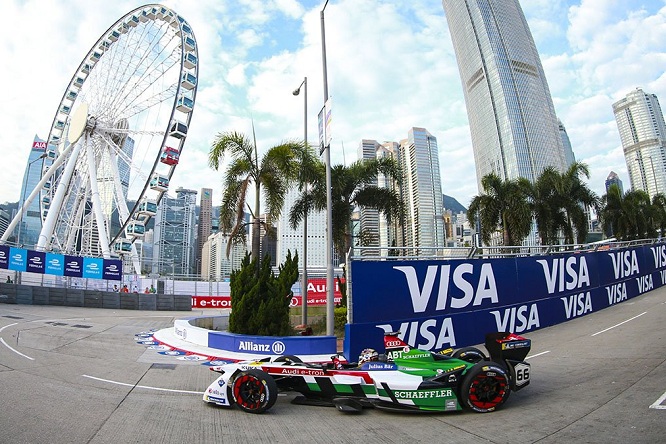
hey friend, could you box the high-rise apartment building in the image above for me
[152,188,197,277]
[612,88,666,199]
[442,0,567,187]
[358,128,445,252]
[196,188,213,276]
[400,128,446,249]
[276,186,328,268]
[201,230,247,280]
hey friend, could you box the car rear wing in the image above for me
[485,332,531,362]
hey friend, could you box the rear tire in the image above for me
[452,347,487,363]
[460,362,510,413]
[232,369,278,414]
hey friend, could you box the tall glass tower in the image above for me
[17,136,48,247]
[442,0,567,186]
[612,88,666,199]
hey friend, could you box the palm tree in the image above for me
[208,130,302,261]
[554,162,599,244]
[523,167,565,245]
[468,173,532,246]
[600,185,652,240]
[295,157,404,260]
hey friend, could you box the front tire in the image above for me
[460,362,510,413]
[232,369,278,414]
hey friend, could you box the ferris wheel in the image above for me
[3,5,198,274]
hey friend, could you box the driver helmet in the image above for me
[358,348,379,365]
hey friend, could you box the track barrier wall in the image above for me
[344,242,666,360]
[0,282,191,311]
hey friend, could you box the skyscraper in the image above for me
[399,128,446,249]
[612,88,666,199]
[559,119,576,168]
[17,136,48,247]
[152,188,197,277]
[605,171,624,195]
[196,188,213,276]
[442,0,567,186]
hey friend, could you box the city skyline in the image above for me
[1,1,665,209]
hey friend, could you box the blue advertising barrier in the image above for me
[207,330,337,356]
[344,243,666,360]
[0,245,122,281]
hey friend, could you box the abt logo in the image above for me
[271,341,286,354]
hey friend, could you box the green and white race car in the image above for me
[203,331,531,414]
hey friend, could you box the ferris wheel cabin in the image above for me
[176,95,193,113]
[160,146,180,165]
[114,239,132,254]
[169,120,188,139]
[138,199,157,216]
[126,221,146,238]
[150,173,169,192]
[181,72,196,90]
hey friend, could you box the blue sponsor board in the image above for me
[208,331,337,356]
[0,245,9,268]
[64,255,83,278]
[8,248,27,272]
[82,257,103,279]
[350,257,520,324]
[45,253,64,276]
[103,259,122,281]
[26,250,45,273]
[0,246,120,281]
[344,243,666,360]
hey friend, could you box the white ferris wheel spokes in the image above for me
[12,4,200,274]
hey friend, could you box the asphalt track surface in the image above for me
[0,287,665,444]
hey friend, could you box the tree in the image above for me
[468,173,532,246]
[297,157,404,261]
[599,185,652,240]
[208,130,302,261]
[228,251,298,336]
[554,162,599,244]
[522,168,564,245]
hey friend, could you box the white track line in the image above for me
[591,312,647,337]
[525,350,550,360]
[0,322,18,333]
[82,374,202,394]
[0,338,35,360]
[650,391,666,410]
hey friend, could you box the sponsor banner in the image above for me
[305,278,345,298]
[8,248,27,272]
[64,255,83,278]
[33,141,47,150]
[102,259,122,281]
[26,250,45,274]
[82,257,103,279]
[45,253,64,275]
[289,295,343,307]
[0,245,10,269]
[192,296,232,309]
[191,293,344,309]
[344,243,666,360]
[350,257,519,323]
[208,331,336,356]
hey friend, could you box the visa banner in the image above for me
[345,243,666,360]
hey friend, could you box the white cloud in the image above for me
[1,0,665,217]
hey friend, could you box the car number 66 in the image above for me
[514,363,530,386]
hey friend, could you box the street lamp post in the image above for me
[320,0,335,336]
[17,152,48,247]
[293,77,309,326]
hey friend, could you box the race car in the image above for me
[202,331,531,414]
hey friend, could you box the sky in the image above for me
[1,0,665,210]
